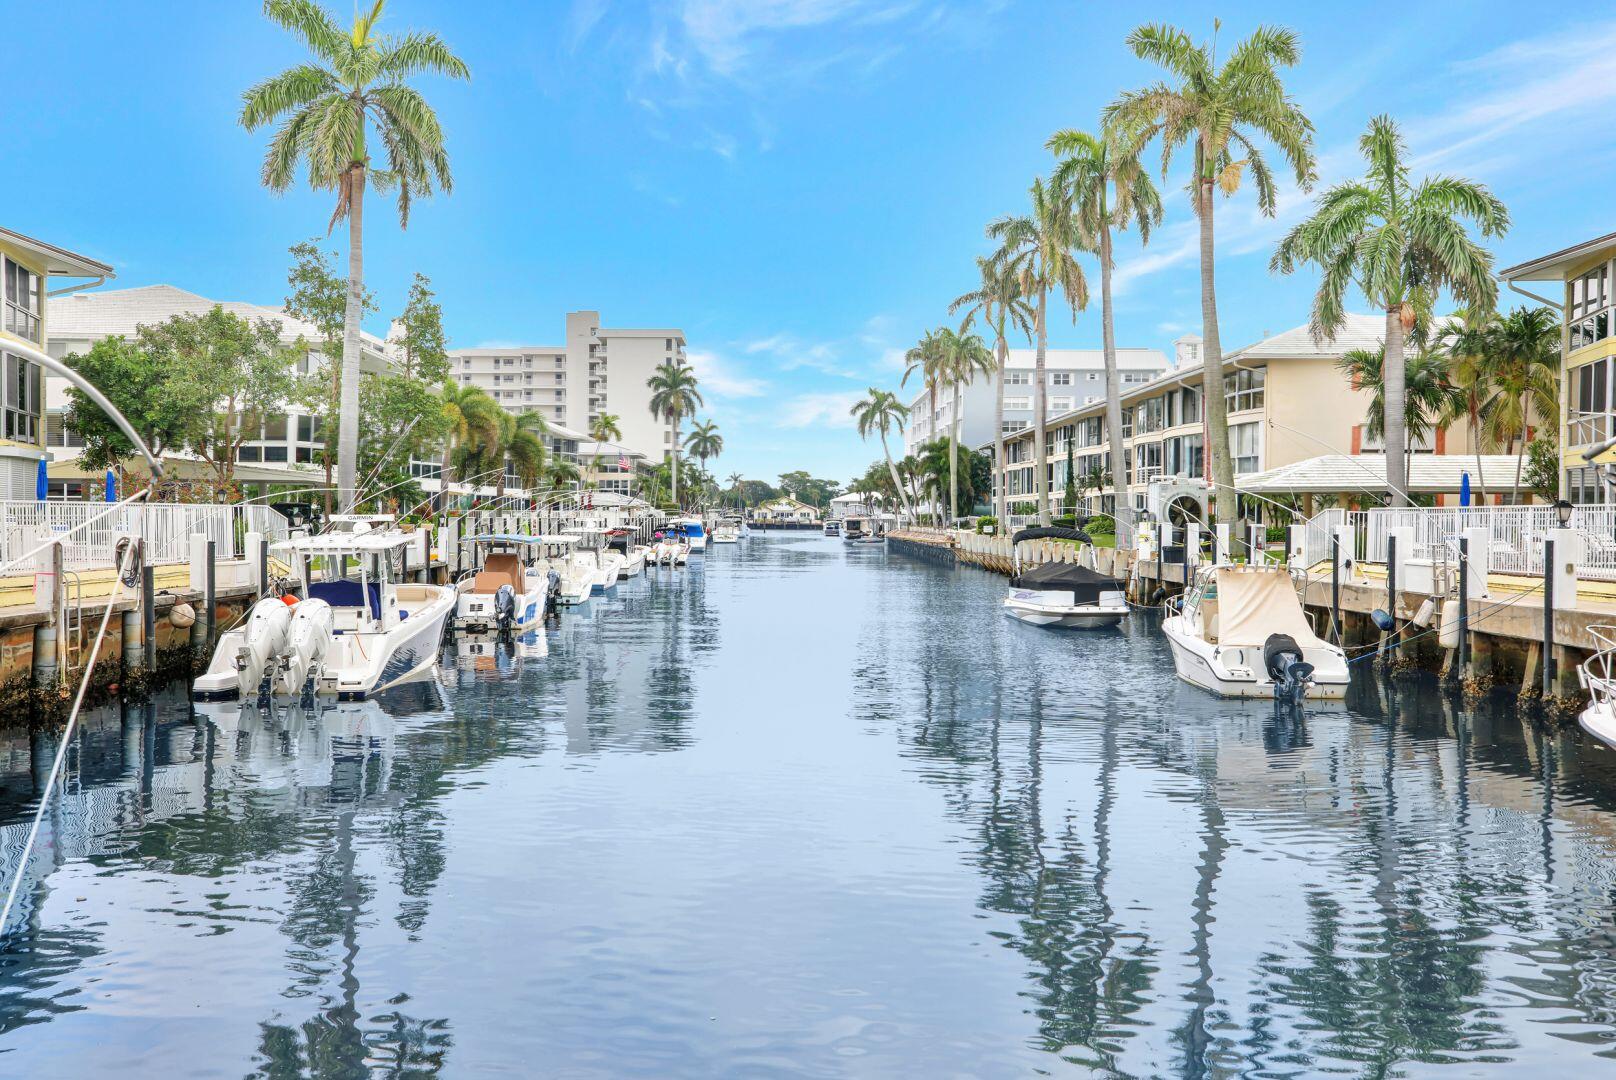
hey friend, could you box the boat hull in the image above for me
[1580,702,1616,749]
[1161,616,1349,701]
[1002,596,1125,629]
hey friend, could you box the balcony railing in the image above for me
[1570,409,1612,449]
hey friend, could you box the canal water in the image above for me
[2,533,1616,1077]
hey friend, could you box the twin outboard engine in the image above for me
[494,583,516,632]
[1263,633,1315,705]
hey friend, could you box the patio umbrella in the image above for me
[1459,471,1471,508]
[35,458,47,501]
[105,469,118,502]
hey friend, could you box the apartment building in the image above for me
[449,310,687,463]
[902,344,1172,457]
[994,314,1480,518]
[0,227,113,498]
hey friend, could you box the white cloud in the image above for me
[779,390,864,429]
[685,349,768,398]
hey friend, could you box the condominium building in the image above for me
[449,310,687,463]
[902,344,1172,457]
[0,226,112,498]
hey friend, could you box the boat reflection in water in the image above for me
[445,630,548,683]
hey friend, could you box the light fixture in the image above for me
[1555,499,1575,528]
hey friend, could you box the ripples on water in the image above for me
[1,534,1616,1076]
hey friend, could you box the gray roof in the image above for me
[47,284,389,354]
[0,226,113,278]
[1226,313,1387,361]
[1237,453,1523,495]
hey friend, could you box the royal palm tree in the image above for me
[901,331,947,522]
[988,177,1089,525]
[1272,114,1506,506]
[438,382,501,510]
[1107,21,1316,525]
[725,471,744,508]
[241,0,469,506]
[1481,307,1559,503]
[850,388,916,523]
[1048,127,1162,546]
[684,420,724,479]
[937,328,995,522]
[585,412,622,486]
[1440,308,1499,505]
[1337,346,1452,474]
[647,361,702,509]
[950,256,1033,523]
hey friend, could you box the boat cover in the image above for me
[1011,525,1091,545]
[1212,567,1325,648]
[1009,562,1119,603]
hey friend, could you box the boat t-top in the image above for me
[453,534,566,633]
[1001,525,1126,628]
[563,529,626,594]
[193,516,454,703]
[671,516,707,553]
[711,516,742,544]
[606,528,649,576]
[1161,562,1349,703]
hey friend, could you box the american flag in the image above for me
[617,455,630,471]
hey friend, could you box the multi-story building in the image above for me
[993,315,1482,519]
[1501,233,1616,503]
[449,310,688,463]
[902,344,1171,457]
[1,226,112,497]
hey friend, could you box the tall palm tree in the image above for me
[507,411,548,494]
[647,361,702,509]
[546,456,580,496]
[850,388,916,523]
[725,471,744,508]
[1440,308,1499,505]
[1337,346,1452,471]
[1048,127,1162,546]
[684,419,724,480]
[951,256,1033,523]
[1272,114,1506,506]
[1481,307,1560,503]
[438,382,501,510]
[586,412,622,486]
[1107,21,1316,525]
[901,331,947,522]
[240,0,469,506]
[937,328,996,522]
[988,177,1090,525]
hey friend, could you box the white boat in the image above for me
[650,535,689,565]
[194,521,454,702]
[1001,526,1125,628]
[712,521,741,544]
[1577,625,1616,748]
[842,516,869,541]
[824,520,841,537]
[672,516,707,553]
[607,530,648,576]
[561,531,623,595]
[1162,563,1349,703]
[453,534,558,633]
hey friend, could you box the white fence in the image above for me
[0,501,290,573]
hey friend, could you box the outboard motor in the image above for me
[494,583,516,633]
[546,568,562,613]
[1263,633,1315,705]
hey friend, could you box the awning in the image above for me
[1235,454,1528,496]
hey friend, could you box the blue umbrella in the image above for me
[35,458,47,501]
[105,469,118,503]
[1459,471,1471,508]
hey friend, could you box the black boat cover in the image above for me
[1010,525,1091,545]
[1009,562,1120,603]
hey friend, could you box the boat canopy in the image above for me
[1211,566,1324,648]
[272,531,416,555]
[1011,525,1091,545]
[461,533,560,545]
[1010,562,1119,602]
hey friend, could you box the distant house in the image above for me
[751,496,820,524]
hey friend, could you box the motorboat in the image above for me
[824,520,841,537]
[193,520,454,702]
[712,518,741,544]
[1578,626,1616,748]
[453,534,558,633]
[606,529,648,576]
[672,516,707,553]
[1001,526,1125,629]
[842,516,869,541]
[1162,563,1349,703]
[564,530,625,594]
[650,533,689,566]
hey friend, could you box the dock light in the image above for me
[1555,499,1575,527]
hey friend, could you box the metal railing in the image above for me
[0,500,290,573]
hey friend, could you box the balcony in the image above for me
[1571,409,1612,449]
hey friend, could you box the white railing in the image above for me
[0,501,290,573]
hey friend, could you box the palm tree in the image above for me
[850,388,916,523]
[1048,127,1162,546]
[545,456,579,495]
[1272,114,1507,506]
[987,177,1090,525]
[507,411,548,494]
[1481,307,1560,503]
[1440,308,1499,505]
[1107,21,1316,525]
[647,361,702,509]
[586,412,622,486]
[684,420,724,480]
[725,471,744,508]
[951,257,1033,523]
[240,0,469,506]
[438,382,501,510]
[901,331,947,523]
[937,328,995,522]
[1337,346,1452,473]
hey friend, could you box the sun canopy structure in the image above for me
[1235,454,1528,496]
[1211,566,1324,649]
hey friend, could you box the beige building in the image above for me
[993,314,1481,520]
[449,310,687,464]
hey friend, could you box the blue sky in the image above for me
[5,1,1610,485]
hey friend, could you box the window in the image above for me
[1573,358,1612,446]
[3,259,42,343]
[1165,433,1203,477]
[263,414,288,441]
[298,415,323,442]
[1224,367,1265,412]
[238,445,262,462]
[1048,397,1073,412]
[1567,465,1611,504]
[1136,396,1165,434]
[1000,420,1027,434]
[1572,263,1613,351]
[263,445,288,463]
[1051,372,1072,386]
[2,352,41,444]
[1087,372,1099,381]
[46,411,84,449]
[1006,371,1030,385]
[1231,421,1260,474]
[1004,396,1032,410]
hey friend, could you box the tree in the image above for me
[393,273,450,384]
[356,371,449,512]
[937,327,995,523]
[725,472,744,507]
[1525,432,1559,504]
[1481,307,1559,503]
[913,438,984,512]
[241,0,470,506]
[505,411,548,494]
[1440,308,1499,506]
[1048,126,1162,548]
[1108,21,1316,525]
[586,412,622,486]
[1336,346,1452,476]
[901,330,946,522]
[63,335,207,478]
[1272,114,1506,506]
[684,419,724,478]
[850,388,916,523]
[438,382,501,509]
[988,176,1090,525]
[951,256,1033,523]
[647,361,702,509]
[777,471,841,508]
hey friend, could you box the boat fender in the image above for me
[169,602,196,629]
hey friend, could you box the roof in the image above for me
[1500,231,1616,281]
[450,345,564,356]
[830,492,871,503]
[1236,453,1527,495]
[47,285,390,355]
[0,226,113,278]
[1225,313,1386,361]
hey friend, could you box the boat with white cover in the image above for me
[1162,563,1349,702]
[453,534,558,633]
[193,519,454,702]
[1001,526,1126,629]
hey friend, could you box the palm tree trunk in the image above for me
[1469,408,1488,505]
[1034,288,1050,526]
[948,380,960,523]
[928,380,939,523]
[440,440,453,514]
[994,330,1007,524]
[1514,399,1527,503]
[1099,224,1131,550]
[880,431,914,524]
[338,164,365,511]
[1194,173,1235,529]
[1382,307,1409,507]
[670,411,680,508]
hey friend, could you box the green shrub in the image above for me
[1052,514,1077,528]
[976,515,998,534]
[1085,514,1116,536]
[1265,525,1287,543]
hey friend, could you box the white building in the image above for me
[449,310,687,464]
[902,345,1171,457]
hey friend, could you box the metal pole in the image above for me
[1386,533,1398,664]
[259,537,270,596]
[141,564,156,676]
[205,540,216,650]
[1331,535,1341,644]
[1543,537,1555,699]
[1457,536,1470,680]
